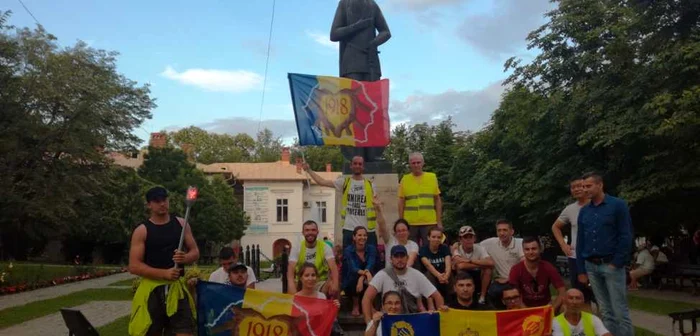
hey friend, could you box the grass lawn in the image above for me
[0,288,131,329]
[108,278,135,286]
[98,315,129,336]
[628,295,700,315]
[634,326,664,336]
[0,262,123,287]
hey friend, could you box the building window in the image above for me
[316,201,327,223]
[276,199,288,222]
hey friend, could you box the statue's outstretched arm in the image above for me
[330,1,373,42]
[369,3,391,48]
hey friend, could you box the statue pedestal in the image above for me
[333,173,400,248]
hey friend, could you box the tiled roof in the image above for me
[198,161,341,184]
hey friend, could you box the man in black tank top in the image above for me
[128,186,199,336]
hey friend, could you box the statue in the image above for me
[330,0,392,173]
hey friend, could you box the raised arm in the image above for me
[303,164,336,188]
[374,195,390,244]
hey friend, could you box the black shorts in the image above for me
[147,285,194,335]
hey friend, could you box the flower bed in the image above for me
[0,263,127,296]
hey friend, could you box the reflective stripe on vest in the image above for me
[295,241,329,281]
[340,177,376,231]
[401,173,437,225]
[555,312,596,336]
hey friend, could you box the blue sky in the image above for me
[5,0,553,145]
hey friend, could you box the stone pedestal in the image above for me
[333,173,400,248]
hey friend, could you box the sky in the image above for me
[4,0,554,145]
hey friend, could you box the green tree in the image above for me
[253,129,284,162]
[0,12,154,259]
[169,126,256,163]
[290,143,344,172]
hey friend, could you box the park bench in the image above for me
[657,263,700,295]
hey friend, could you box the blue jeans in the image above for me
[585,261,633,336]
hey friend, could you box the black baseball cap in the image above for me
[228,262,247,272]
[390,245,408,256]
[145,186,168,202]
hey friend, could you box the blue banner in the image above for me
[380,312,440,336]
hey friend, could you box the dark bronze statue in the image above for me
[330,0,392,173]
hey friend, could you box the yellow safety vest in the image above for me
[555,312,596,336]
[400,172,438,225]
[294,241,330,281]
[129,277,195,336]
[340,177,376,231]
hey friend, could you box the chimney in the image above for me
[295,157,302,174]
[281,147,290,164]
[326,163,332,172]
[181,143,194,161]
[149,132,167,148]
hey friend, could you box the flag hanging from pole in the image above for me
[288,73,390,147]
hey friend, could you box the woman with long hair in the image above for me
[342,226,377,316]
[295,263,340,306]
[364,291,403,336]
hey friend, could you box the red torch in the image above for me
[176,186,198,268]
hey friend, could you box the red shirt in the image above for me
[508,260,564,307]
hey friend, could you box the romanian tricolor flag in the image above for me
[380,306,553,336]
[288,73,390,147]
[441,306,554,335]
[196,281,338,336]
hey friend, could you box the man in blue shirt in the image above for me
[576,172,633,336]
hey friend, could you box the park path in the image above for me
[0,301,131,336]
[0,271,135,311]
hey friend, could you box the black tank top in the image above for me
[144,214,182,270]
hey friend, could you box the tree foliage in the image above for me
[0,12,154,259]
[169,126,256,164]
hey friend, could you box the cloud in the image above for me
[385,0,464,12]
[457,0,553,59]
[390,81,506,131]
[196,117,299,139]
[306,31,338,50]
[160,66,263,93]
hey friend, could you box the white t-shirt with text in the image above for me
[385,237,419,266]
[208,266,257,287]
[558,202,584,258]
[552,314,609,336]
[334,177,375,232]
[369,267,437,299]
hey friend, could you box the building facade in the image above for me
[110,134,341,260]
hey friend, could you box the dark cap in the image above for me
[228,262,247,272]
[145,187,168,202]
[390,245,408,256]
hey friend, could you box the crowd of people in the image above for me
[126,152,640,336]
